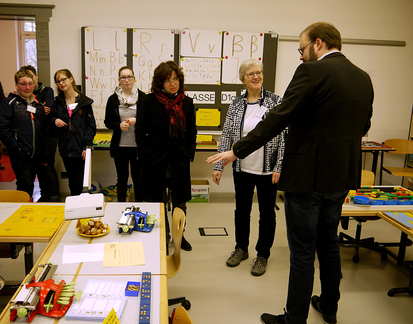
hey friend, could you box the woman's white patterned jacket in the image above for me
[214,87,288,174]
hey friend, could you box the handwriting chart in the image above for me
[84,27,128,128]
[132,29,175,93]
[222,31,264,84]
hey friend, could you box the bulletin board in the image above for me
[81,27,278,131]
[81,27,177,129]
[180,30,278,131]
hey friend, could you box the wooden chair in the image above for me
[0,190,31,293]
[170,306,194,324]
[339,170,411,263]
[167,208,191,310]
[0,190,30,202]
[379,139,413,185]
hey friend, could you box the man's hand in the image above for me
[206,150,236,167]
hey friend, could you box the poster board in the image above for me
[180,29,278,131]
[82,27,177,129]
[82,27,278,131]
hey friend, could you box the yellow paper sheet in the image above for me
[103,241,145,267]
[0,205,64,237]
[196,108,221,127]
[102,308,120,324]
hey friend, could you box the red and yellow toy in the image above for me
[9,263,81,322]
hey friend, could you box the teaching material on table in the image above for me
[102,308,120,324]
[382,211,413,229]
[65,147,105,221]
[62,243,105,264]
[344,187,413,205]
[0,205,64,237]
[139,272,152,324]
[103,241,145,267]
[66,279,128,321]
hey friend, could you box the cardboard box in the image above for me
[189,180,210,203]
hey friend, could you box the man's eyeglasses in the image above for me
[55,77,69,84]
[298,41,314,55]
[120,76,134,81]
[245,71,262,79]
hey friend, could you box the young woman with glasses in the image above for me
[51,69,96,196]
[104,66,146,202]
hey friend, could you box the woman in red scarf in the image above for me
[136,61,197,251]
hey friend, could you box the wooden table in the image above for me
[377,211,413,296]
[0,203,65,274]
[361,141,395,178]
[0,202,168,324]
[341,200,413,296]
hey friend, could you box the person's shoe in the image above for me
[311,295,337,324]
[226,248,248,267]
[260,313,287,323]
[251,256,267,276]
[181,236,192,251]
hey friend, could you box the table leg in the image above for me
[370,151,379,177]
[24,243,33,275]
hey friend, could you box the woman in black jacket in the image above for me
[51,69,96,196]
[104,66,145,202]
[136,61,197,251]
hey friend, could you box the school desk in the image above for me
[0,203,65,275]
[341,196,413,296]
[361,141,395,178]
[0,202,168,324]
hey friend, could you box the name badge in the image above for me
[68,103,78,110]
[27,105,36,114]
[255,105,268,119]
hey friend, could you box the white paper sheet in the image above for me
[62,243,105,264]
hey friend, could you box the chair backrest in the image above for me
[0,190,30,202]
[167,207,185,279]
[361,170,375,186]
[171,306,194,324]
[384,139,413,155]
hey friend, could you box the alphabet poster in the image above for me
[222,31,264,84]
[84,27,128,128]
[83,27,276,131]
[132,29,175,93]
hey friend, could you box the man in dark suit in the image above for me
[207,22,373,324]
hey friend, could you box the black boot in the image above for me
[181,236,192,251]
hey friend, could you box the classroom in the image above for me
[0,0,413,323]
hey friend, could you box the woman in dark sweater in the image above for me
[51,69,96,196]
[136,61,197,251]
[104,66,145,202]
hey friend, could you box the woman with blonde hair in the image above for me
[51,69,96,196]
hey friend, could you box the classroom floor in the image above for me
[1,193,413,323]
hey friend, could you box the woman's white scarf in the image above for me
[114,85,139,108]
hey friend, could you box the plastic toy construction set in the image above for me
[346,186,413,206]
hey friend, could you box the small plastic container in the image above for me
[397,200,411,205]
[125,281,141,296]
[370,200,384,205]
[383,200,397,205]
[354,196,370,205]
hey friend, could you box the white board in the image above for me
[84,27,128,128]
[222,31,264,84]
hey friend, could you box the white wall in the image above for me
[2,0,413,193]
